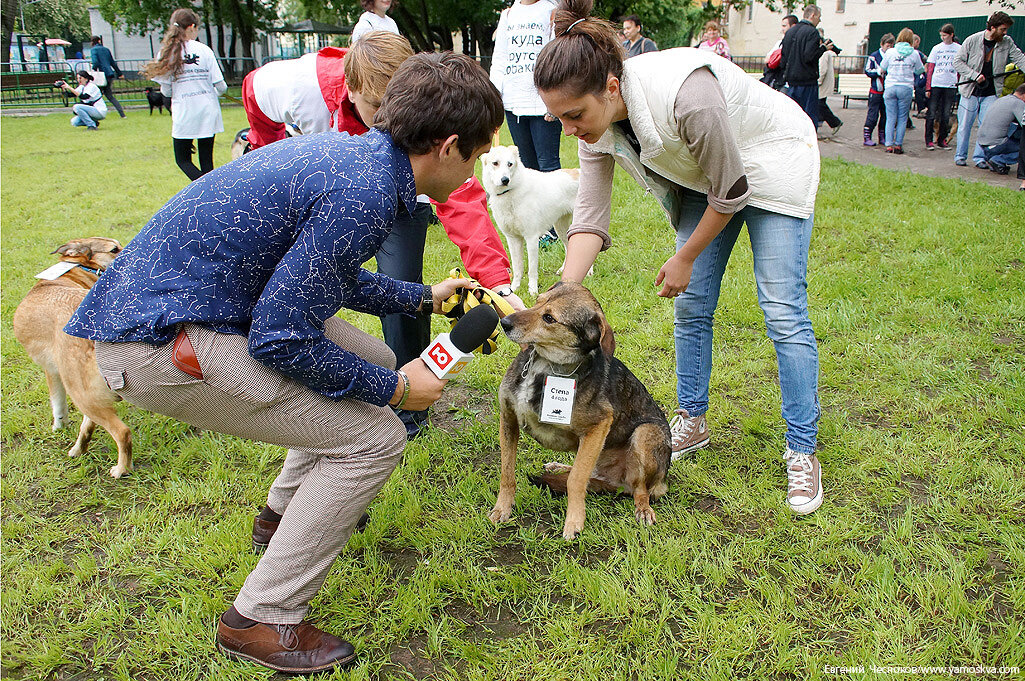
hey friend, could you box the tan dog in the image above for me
[490,283,671,539]
[12,237,133,478]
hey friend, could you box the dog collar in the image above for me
[76,264,102,276]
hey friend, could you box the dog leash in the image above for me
[521,347,584,378]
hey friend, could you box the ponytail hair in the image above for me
[143,8,200,79]
[534,0,625,97]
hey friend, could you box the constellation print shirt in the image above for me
[65,129,422,406]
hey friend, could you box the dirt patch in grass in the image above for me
[428,382,496,436]
[381,635,443,680]
[971,358,995,381]
[381,547,424,581]
[446,600,529,641]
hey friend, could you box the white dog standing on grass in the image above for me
[481,145,582,296]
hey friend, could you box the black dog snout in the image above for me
[500,317,514,332]
[500,177,510,186]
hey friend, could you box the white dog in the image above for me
[481,145,581,297]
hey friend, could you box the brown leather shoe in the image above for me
[216,615,356,675]
[252,511,371,554]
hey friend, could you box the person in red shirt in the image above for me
[242,32,525,436]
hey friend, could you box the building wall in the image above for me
[724,1,1024,59]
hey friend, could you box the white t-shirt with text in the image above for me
[489,0,557,116]
[152,40,225,139]
[927,41,961,89]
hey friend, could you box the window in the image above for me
[746,3,753,21]
[837,0,845,11]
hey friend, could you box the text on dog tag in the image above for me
[540,375,575,424]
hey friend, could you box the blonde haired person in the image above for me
[143,8,226,180]
[241,31,413,147]
[879,27,925,153]
[351,0,399,42]
[697,20,731,60]
[534,0,823,514]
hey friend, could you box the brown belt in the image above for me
[171,326,204,379]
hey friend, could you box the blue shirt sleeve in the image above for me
[248,188,423,406]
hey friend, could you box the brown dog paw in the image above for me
[489,504,513,525]
[109,463,131,479]
[635,506,656,526]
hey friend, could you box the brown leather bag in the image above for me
[171,327,204,379]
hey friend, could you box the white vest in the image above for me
[584,48,819,221]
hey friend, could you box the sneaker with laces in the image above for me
[668,409,710,461]
[783,448,822,514]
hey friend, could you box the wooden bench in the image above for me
[837,73,870,108]
[1,69,73,107]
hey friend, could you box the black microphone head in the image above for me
[449,304,500,353]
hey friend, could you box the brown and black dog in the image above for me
[490,282,671,539]
[12,237,133,478]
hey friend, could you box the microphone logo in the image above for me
[427,342,453,370]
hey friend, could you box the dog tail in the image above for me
[527,471,622,496]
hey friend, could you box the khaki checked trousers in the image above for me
[95,319,407,624]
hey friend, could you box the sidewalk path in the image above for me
[815,95,1022,191]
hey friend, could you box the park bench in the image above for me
[837,73,870,108]
[1,69,72,107]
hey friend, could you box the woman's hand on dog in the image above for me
[391,359,447,411]
[430,277,476,314]
[655,253,694,298]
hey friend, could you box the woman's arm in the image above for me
[560,141,615,282]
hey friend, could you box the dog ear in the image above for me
[53,241,91,259]
[598,314,615,357]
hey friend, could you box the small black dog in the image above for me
[144,87,170,115]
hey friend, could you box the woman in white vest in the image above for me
[534,0,823,514]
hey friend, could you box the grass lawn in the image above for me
[1,105,1023,681]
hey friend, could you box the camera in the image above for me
[824,39,842,55]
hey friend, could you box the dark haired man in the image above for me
[953,11,1025,167]
[89,36,125,118]
[762,15,798,90]
[65,52,505,676]
[622,14,658,58]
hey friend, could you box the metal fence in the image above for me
[1,57,257,109]
[734,53,870,75]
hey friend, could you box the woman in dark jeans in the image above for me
[489,0,564,172]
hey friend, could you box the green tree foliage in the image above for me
[93,0,275,66]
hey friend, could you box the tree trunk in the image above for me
[461,25,470,55]
[392,6,431,52]
[1,0,17,72]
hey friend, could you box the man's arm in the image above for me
[1007,38,1025,74]
[248,190,423,406]
[954,38,977,81]
[430,177,513,290]
[802,28,827,67]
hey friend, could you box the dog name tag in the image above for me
[540,375,575,424]
[34,261,78,280]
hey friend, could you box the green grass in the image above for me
[2,107,1024,680]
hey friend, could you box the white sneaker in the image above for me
[783,448,823,514]
[668,409,710,461]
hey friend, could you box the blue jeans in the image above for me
[673,189,820,454]
[982,125,1022,167]
[71,104,105,128]
[883,85,912,147]
[504,112,562,171]
[955,94,997,164]
[787,84,819,128]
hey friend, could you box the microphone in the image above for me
[420,304,500,379]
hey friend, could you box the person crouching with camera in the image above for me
[54,70,107,131]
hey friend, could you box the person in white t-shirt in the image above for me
[489,0,563,173]
[351,0,399,43]
[144,8,226,181]
[925,24,960,149]
[55,70,107,131]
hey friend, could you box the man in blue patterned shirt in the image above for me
[65,53,504,675]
